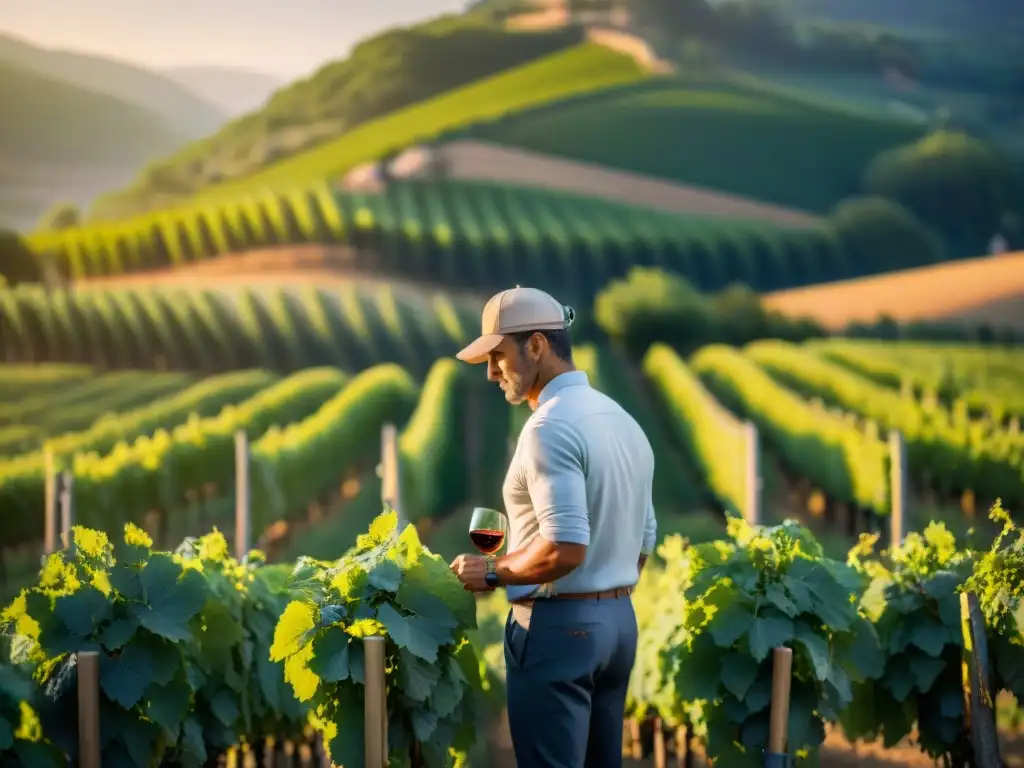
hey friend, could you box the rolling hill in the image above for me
[90,35,928,224]
[461,72,926,214]
[88,14,587,220]
[0,59,191,231]
[0,33,224,138]
[160,65,286,117]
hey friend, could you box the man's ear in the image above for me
[528,332,545,362]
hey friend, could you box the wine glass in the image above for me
[468,507,507,555]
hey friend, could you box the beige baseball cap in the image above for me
[456,286,574,364]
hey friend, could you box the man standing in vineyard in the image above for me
[450,286,657,768]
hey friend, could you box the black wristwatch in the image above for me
[484,557,500,588]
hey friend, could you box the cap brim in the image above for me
[455,333,503,364]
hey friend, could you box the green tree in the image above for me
[0,229,42,285]
[37,202,80,231]
[862,131,1015,256]
[828,195,946,276]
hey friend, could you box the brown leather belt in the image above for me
[511,586,633,607]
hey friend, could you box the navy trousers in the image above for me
[504,595,638,768]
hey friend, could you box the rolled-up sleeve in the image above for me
[519,418,590,545]
[641,497,657,556]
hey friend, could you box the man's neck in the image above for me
[527,363,576,410]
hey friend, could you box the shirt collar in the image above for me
[537,370,589,408]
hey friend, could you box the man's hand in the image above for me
[449,554,494,592]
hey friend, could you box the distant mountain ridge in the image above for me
[160,65,287,117]
[0,33,226,139]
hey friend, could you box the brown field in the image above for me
[764,251,1024,331]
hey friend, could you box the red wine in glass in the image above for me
[468,507,507,555]
[469,529,505,555]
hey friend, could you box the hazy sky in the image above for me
[0,0,470,76]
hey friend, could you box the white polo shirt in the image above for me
[502,370,657,602]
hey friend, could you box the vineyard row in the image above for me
[26,179,947,297]
[0,282,478,375]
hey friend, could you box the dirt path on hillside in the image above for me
[764,251,1024,331]
[373,139,824,229]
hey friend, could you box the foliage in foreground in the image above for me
[0,525,306,767]
[633,518,885,767]
[618,505,1024,767]
[270,510,485,768]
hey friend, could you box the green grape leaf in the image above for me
[838,615,885,681]
[909,617,947,657]
[54,586,112,638]
[764,582,798,617]
[134,555,207,642]
[399,648,442,702]
[146,677,191,740]
[922,571,961,600]
[744,671,773,714]
[909,652,946,692]
[178,717,207,768]
[748,611,794,662]
[196,600,242,669]
[430,663,464,718]
[706,589,752,649]
[394,540,475,629]
[99,641,155,709]
[411,706,439,742]
[377,603,446,663]
[0,718,12,751]
[367,559,403,593]
[885,656,915,702]
[793,620,830,681]
[719,652,759,699]
[309,628,350,683]
[210,690,240,728]
[100,618,139,651]
[789,559,854,631]
[326,686,365,768]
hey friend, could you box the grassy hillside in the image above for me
[89,15,588,220]
[462,73,925,213]
[0,59,186,165]
[0,33,224,138]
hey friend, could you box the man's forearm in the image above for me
[638,554,648,573]
[495,536,586,586]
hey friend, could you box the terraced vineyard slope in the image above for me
[29,178,958,302]
[0,282,478,374]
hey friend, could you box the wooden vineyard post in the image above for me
[77,650,101,768]
[743,421,762,526]
[764,647,793,768]
[888,430,906,548]
[380,423,404,530]
[234,430,251,560]
[960,592,1003,767]
[653,716,667,768]
[363,635,387,768]
[59,472,75,548]
[44,450,59,554]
